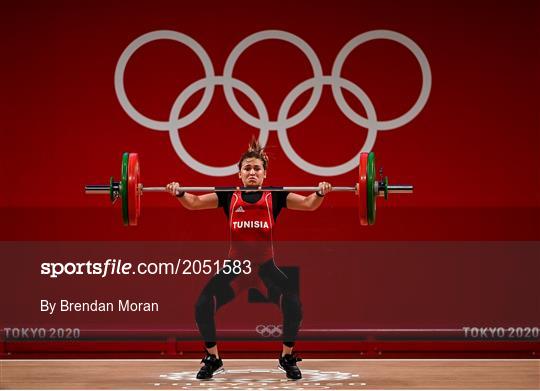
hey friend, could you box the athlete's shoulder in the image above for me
[272,191,289,209]
[216,191,234,208]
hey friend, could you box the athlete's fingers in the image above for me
[323,182,331,194]
[325,182,333,193]
[166,182,180,196]
[318,182,332,195]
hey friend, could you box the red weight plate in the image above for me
[135,156,141,222]
[358,152,368,226]
[128,153,141,226]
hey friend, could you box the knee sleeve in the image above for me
[195,294,214,322]
[281,293,303,341]
[194,293,216,342]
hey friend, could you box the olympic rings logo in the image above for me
[255,324,283,338]
[115,30,431,176]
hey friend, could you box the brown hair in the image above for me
[238,137,269,170]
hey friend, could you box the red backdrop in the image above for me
[1,0,538,240]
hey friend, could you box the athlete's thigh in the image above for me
[258,260,292,304]
[198,271,238,308]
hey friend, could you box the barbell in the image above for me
[85,152,413,226]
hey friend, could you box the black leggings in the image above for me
[194,259,302,347]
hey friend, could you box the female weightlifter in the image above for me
[166,138,332,380]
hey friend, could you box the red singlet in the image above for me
[228,191,274,265]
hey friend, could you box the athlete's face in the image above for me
[239,158,266,187]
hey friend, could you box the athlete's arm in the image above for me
[166,182,219,210]
[286,182,332,211]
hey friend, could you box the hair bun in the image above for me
[238,136,269,170]
[248,137,262,152]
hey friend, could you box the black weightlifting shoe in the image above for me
[196,352,224,379]
[278,353,303,380]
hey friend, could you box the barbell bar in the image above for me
[85,152,413,226]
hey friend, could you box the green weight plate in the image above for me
[383,176,389,200]
[367,152,376,225]
[121,152,129,226]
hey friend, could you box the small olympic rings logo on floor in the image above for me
[255,324,283,338]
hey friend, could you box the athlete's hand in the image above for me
[318,181,332,196]
[166,182,182,197]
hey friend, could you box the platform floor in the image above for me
[1,359,539,389]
